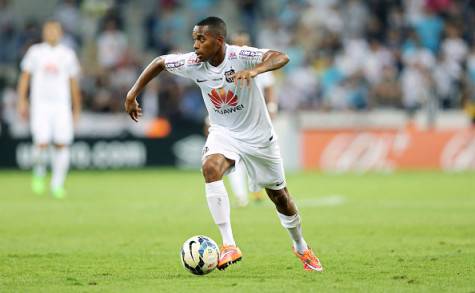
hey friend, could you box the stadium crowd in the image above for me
[1,0,475,124]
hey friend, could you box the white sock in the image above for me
[32,146,48,177]
[227,163,248,206]
[217,222,235,247]
[277,212,308,254]
[205,180,236,246]
[51,147,70,189]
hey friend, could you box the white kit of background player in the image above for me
[17,21,81,198]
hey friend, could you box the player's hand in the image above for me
[232,69,258,87]
[17,99,29,121]
[124,96,142,122]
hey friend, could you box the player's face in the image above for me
[192,25,222,62]
[43,22,63,45]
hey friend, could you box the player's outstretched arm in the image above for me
[16,71,31,121]
[125,57,166,122]
[233,50,289,87]
[255,50,290,74]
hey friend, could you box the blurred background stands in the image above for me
[0,0,475,126]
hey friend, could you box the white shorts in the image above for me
[202,130,286,192]
[30,105,73,145]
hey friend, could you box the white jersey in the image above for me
[20,43,80,108]
[164,44,275,146]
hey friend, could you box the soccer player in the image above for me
[124,17,322,272]
[17,20,81,199]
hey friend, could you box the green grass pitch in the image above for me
[0,169,474,292]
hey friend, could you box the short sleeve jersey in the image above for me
[21,43,80,108]
[163,45,275,146]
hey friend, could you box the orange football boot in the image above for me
[292,246,323,272]
[217,245,242,270]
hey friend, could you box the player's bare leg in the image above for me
[32,144,48,195]
[202,154,242,270]
[266,187,323,272]
[51,144,70,199]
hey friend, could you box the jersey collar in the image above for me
[205,44,229,73]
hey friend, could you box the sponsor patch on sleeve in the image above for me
[165,59,185,69]
[187,57,201,66]
[239,49,263,58]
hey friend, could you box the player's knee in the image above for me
[202,159,223,182]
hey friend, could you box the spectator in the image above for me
[412,6,444,53]
[319,53,344,103]
[342,0,369,39]
[401,48,435,117]
[370,65,402,108]
[54,0,82,42]
[441,23,468,66]
[0,0,474,117]
[96,18,127,69]
[363,38,395,85]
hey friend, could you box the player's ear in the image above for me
[216,35,225,46]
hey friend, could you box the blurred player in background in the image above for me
[125,16,322,272]
[17,20,81,199]
[226,31,277,206]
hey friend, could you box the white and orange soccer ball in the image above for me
[180,235,219,275]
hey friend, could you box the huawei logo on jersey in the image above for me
[208,88,238,109]
[207,88,244,114]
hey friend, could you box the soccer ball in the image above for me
[180,235,219,275]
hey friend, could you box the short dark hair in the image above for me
[196,16,227,38]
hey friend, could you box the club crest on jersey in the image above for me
[207,88,244,114]
[224,69,235,83]
[229,52,237,60]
